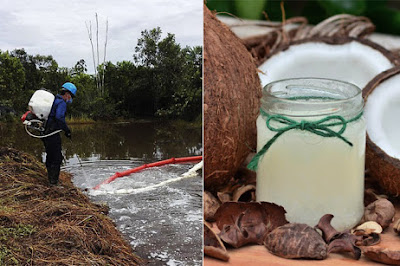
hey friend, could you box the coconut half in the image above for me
[364,67,400,195]
[258,38,397,89]
[204,6,261,192]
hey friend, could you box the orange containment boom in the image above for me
[93,156,202,190]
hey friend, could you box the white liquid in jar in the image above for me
[256,115,366,231]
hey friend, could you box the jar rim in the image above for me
[261,78,364,117]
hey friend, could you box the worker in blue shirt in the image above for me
[43,82,77,186]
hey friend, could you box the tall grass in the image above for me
[66,115,95,124]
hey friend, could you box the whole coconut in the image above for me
[204,6,261,192]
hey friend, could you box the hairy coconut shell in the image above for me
[238,13,399,67]
[249,36,399,68]
[363,66,400,195]
[204,6,261,192]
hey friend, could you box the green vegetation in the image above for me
[0,27,202,122]
[0,245,18,265]
[0,224,36,265]
[0,224,36,241]
[206,0,400,35]
[0,204,13,213]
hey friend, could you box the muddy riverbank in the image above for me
[0,147,143,265]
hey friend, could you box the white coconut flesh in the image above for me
[258,41,394,89]
[364,73,400,159]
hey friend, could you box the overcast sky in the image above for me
[0,0,203,70]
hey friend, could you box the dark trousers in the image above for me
[42,133,62,184]
[42,133,63,167]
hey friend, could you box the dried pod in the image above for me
[232,185,256,202]
[363,247,400,265]
[204,245,229,261]
[394,218,400,235]
[365,233,381,246]
[219,212,266,248]
[264,223,327,260]
[204,222,229,261]
[353,231,381,246]
[204,191,220,222]
[217,192,231,203]
[315,214,339,243]
[315,214,364,259]
[215,202,288,232]
[363,199,395,229]
[355,221,383,234]
[214,202,288,248]
[328,238,361,259]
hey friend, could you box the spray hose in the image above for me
[25,125,62,138]
[24,119,62,139]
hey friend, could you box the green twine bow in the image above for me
[247,110,363,171]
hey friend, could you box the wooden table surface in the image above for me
[204,205,400,265]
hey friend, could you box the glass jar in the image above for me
[254,78,366,231]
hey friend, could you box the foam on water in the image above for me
[90,161,202,196]
[68,160,202,265]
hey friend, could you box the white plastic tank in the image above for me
[28,89,55,120]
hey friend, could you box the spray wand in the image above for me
[68,138,83,167]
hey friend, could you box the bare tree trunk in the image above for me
[102,19,109,94]
[86,21,98,92]
[95,13,102,96]
[86,14,108,97]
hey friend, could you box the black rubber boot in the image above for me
[47,165,60,185]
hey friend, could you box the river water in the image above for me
[0,121,203,265]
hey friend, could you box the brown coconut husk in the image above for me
[204,5,262,192]
[363,67,400,196]
[279,36,398,63]
[240,14,384,66]
[0,147,143,265]
[249,34,399,68]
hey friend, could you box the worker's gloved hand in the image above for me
[65,130,72,139]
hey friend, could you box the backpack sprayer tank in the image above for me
[21,89,60,138]
[28,89,54,120]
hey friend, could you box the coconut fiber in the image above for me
[204,5,261,192]
[0,147,143,265]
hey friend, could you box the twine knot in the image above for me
[247,110,363,171]
[299,120,307,130]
